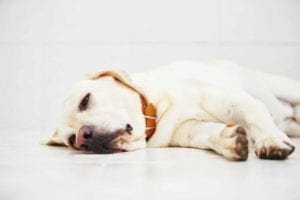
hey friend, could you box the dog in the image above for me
[46,60,300,161]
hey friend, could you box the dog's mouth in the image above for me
[82,136,128,154]
[73,128,131,154]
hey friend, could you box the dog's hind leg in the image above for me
[277,101,300,137]
[170,120,249,161]
[264,73,300,105]
[263,74,300,137]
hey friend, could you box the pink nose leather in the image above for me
[76,126,93,149]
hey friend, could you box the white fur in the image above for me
[48,60,300,160]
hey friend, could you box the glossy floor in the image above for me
[0,131,300,200]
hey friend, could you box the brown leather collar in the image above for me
[142,102,156,140]
[93,71,157,140]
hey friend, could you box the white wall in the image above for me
[0,0,299,131]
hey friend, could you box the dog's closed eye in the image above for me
[79,93,91,111]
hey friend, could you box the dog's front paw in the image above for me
[220,125,249,161]
[255,137,295,160]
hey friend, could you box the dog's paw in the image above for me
[220,125,249,161]
[255,137,295,160]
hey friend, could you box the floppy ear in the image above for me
[86,69,137,93]
[87,69,131,83]
[42,130,65,146]
[87,69,149,106]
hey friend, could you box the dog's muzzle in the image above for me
[76,125,131,153]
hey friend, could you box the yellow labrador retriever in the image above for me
[46,60,300,161]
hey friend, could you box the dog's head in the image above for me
[46,70,148,153]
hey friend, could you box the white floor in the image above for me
[0,131,300,200]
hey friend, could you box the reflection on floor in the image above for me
[0,131,300,200]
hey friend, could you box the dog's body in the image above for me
[47,60,300,160]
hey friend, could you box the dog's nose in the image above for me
[76,125,94,150]
[76,125,126,153]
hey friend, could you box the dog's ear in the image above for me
[42,129,65,146]
[87,69,148,105]
[86,69,134,91]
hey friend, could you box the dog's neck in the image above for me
[117,81,157,140]
[141,102,156,140]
